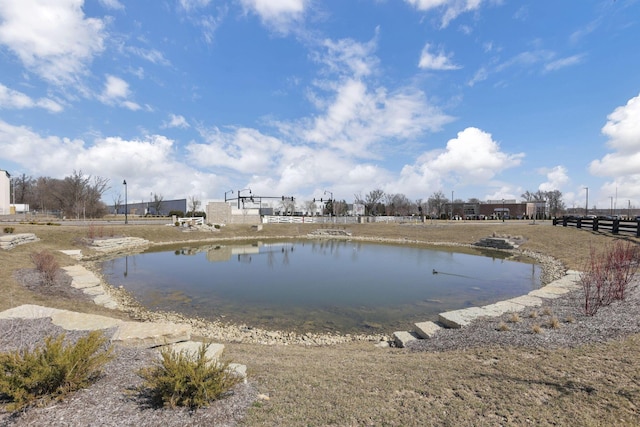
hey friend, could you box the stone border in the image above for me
[393,270,582,347]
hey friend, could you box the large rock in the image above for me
[0,233,38,250]
[112,321,191,347]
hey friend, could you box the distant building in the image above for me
[0,170,10,215]
[112,198,187,216]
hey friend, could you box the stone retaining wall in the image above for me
[0,233,39,250]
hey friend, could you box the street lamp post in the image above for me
[224,189,234,202]
[123,180,128,224]
[584,187,589,217]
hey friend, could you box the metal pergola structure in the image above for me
[224,189,295,209]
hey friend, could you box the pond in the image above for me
[101,240,541,334]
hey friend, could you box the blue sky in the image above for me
[1,0,639,211]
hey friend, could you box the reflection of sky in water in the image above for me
[102,240,540,333]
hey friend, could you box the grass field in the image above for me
[1,219,639,425]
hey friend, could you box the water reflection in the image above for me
[102,240,540,334]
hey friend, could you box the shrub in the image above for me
[580,241,640,315]
[497,322,510,332]
[138,343,242,409]
[548,316,561,329]
[508,313,521,323]
[528,310,538,319]
[0,331,112,411]
[214,224,221,229]
[87,223,105,239]
[30,250,59,285]
[531,324,542,334]
[168,210,184,218]
[3,227,14,234]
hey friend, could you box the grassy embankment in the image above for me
[1,220,639,425]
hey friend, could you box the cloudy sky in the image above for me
[1,0,639,211]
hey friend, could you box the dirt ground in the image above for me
[1,220,639,426]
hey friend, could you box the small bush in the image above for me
[497,322,510,332]
[508,313,521,323]
[581,241,640,315]
[168,210,185,218]
[531,324,543,334]
[87,223,105,239]
[528,310,538,319]
[214,224,221,229]
[174,221,180,227]
[542,307,553,316]
[548,317,561,329]
[30,250,59,285]
[3,227,14,234]
[138,343,241,409]
[0,331,112,411]
[565,315,576,324]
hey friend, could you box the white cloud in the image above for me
[301,36,452,157]
[98,0,124,11]
[405,0,485,28]
[99,75,140,110]
[239,0,308,33]
[0,0,106,85]
[0,119,219,200]
[163,114,190,129]
[0,83,62,112]
[398,127,524,193]
[544,54,584,73]
[418,43,461,70]
[187,126,283,174]
[178,0,211,12]
[538,165,569,192]
[590,93,640,180]
[126,46,170,66]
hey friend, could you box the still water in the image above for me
[101,240,541,334]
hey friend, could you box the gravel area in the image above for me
[409,280,640,352]
[0,318,258,427]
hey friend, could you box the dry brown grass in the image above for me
[1,220,640,425]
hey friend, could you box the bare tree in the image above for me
[188,195,202,216]
[304,200,317,216]
[365,189,385,216]
[150,193,164,216]
[427,190,448,218]
[112,194,123,215]
[278,197,295,215]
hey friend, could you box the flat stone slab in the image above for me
[164,341,225,362]
[93,294,119,309]
[481,300,527,317]
[414,321,441,339]
[51,311,123,331]
[505,295,543,307]
[0,233,38,249]
[438,306,488,329]
[60,249,82,259]
[112,321,191,348]
[0,304,65,319]
[529,285,570,299]
[393,331,419,348]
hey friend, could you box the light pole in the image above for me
[502,198,505,222]
[123,180,128,224]
[584,187,588,217]
[224,189,234,202]
[451,190,454,220]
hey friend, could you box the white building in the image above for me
[0,170,10,215]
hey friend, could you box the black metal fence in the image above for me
[553,217,640,237]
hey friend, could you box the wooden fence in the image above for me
[553,217,640,237]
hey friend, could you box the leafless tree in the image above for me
[365,189,385,215]
[188,195,202,215]
[304,200,317,215]
[427,190,448,218]
[150,193,164,215]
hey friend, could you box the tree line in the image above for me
[11,171,109,219]
[10,170,566,219]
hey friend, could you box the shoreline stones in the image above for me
[63,234,567,347]
[0,233,39,250]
